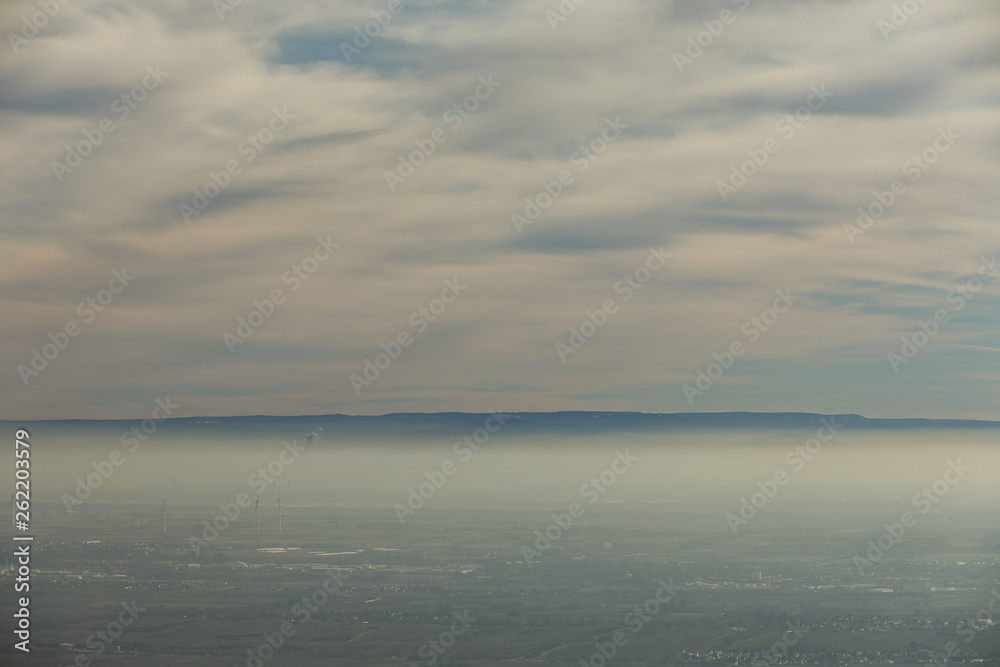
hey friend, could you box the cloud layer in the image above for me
[2,0,998,419]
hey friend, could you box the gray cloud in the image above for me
[2,0,999,419]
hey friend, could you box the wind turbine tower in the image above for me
[275,490,282,532]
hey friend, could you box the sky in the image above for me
[1,0,998,421]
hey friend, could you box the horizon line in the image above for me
[4,410,1000,424]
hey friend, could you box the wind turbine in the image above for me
[161,498,170,532]
[274,490,282,532]
[161,477,175,533]
[254,496,260,536]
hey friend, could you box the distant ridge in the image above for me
[6,411,1000,439]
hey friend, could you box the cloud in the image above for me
[950,343,1000,354]
[1,0,999,419]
